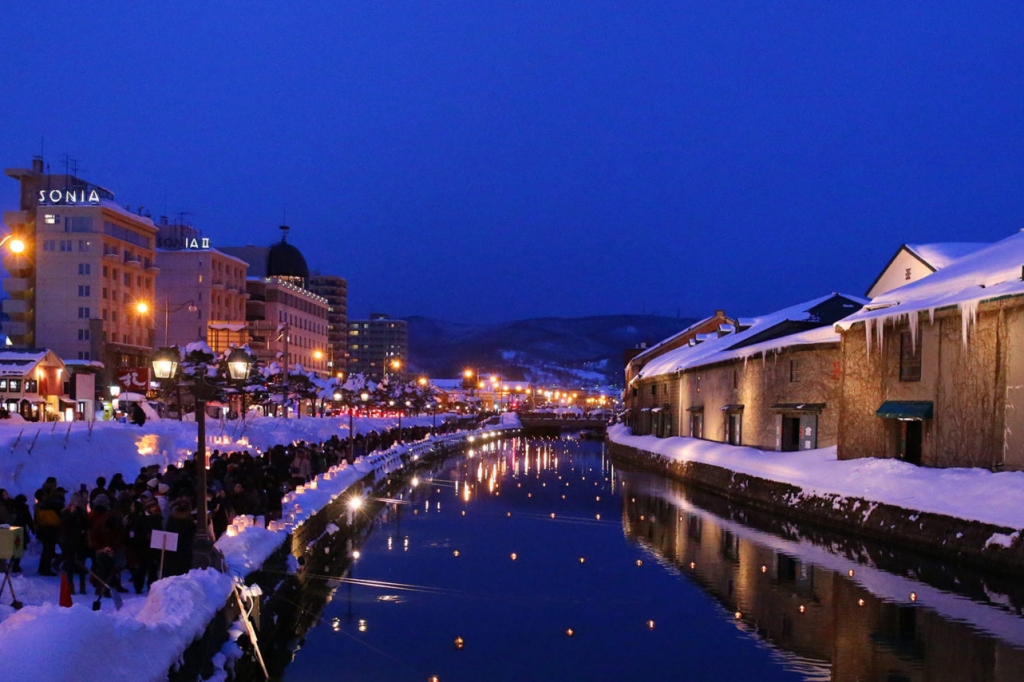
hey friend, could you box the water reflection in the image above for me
[621,471,1024,681]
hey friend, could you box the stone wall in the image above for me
[608,439,1024,573]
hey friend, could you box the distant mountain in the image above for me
[406,314,695,389]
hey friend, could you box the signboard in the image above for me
[117,366,150,392]
[150,530,178,552]
[37,189,101,205]
[156,236,210,250]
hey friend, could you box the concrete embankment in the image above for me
[606,439,1024,575]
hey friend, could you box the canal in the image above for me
[277,434,1024,681]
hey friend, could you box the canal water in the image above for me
[280,435,1024,681]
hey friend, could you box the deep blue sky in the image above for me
[2,2,1023,323]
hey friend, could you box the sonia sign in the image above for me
[37,189,101,205]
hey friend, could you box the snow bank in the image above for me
[0,570,234,682]
[0,414,440,498]
[609,425,1024,530]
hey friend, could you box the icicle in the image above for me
[875,313,886,354]
[908,311,919,354]
[865,318,873,357]
[743,355,749,371]
[960,299,979,346]
[928,308,935,325]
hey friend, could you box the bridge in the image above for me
[517,412,609,435]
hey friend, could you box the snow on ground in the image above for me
[0,413,464,682]
[0,414,448,498]
[609,424,1024,530]
[0,569,235,682]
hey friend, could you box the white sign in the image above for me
[151,530,179,552]
[37,189,101,205]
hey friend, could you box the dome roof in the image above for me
[267,229,309,281]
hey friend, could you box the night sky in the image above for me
[2,2,1023,324]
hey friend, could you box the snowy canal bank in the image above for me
[0,417,499,682]
[607,425,1024,572]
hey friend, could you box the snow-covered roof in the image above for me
[631,313,726,363]
[838,230,1024,340]
[905,243,989,270]
[638,293,865,380]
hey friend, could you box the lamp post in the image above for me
[152,346,248,570]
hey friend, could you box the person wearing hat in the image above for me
[154,482,171,521]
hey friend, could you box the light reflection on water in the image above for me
[281,436,1024,682]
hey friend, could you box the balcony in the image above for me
[3,277,31,296]
[3,298,31,315]
[103,250,120,262]
[124,257,143,269]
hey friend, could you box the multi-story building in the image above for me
[347,313,408,382]
[3,158,158,384]
[307,273,348,378]
[154,221,249,352]
[223,229,329,374]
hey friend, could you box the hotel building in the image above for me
[307,273,348,378]
[154,221,249,352]
[3,158,158,384]
[222,229,330,374]
[347,313,408,381]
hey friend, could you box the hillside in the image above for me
[406,314,695,389]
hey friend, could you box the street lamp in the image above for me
[226,347,252,417]
[136,299,198,346]
[0,234,26,254]
[151,346,222,570]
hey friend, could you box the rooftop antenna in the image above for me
[280,224,290,242]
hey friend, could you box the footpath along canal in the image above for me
[234,434,1024,681]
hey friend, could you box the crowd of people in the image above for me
[0,420,465,602]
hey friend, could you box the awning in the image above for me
[721,404,744,412]
[772,403,825,414]
[876,401,933,420]
[686,405,704,412]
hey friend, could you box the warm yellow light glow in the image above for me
[463,368,473,378]
[565,628,574,637]
[646,619,655,630]
[510,552,518,561]
[347,496,364,511]
[313,349,323,360]
[135,301,150,315]
[734,611,742,620]
[7,238,25,254]
[453,636,465,650]
[418,377,427,386]
[390,359,401,370]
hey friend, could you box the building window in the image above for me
[111,311,118,322]
[733,370,738,389]
[690,410,703,438]
[900,331,922,382]
[25,380,37,393]
[789,359,801,382]
[651,384,657,396]
[78,240,92,252]
[43,240,56,251]
[102,288,107,299]
[77,307,90,318]
[78,351,90,360]
[9,379,20,393]
[44,214,58,225]
[78,285,90,297]
[124,273,131,286]
[60,240,73,252]
[727,412,742,445]
[78,263,91,275]
[103,266,108,277]
[78,329,90,340]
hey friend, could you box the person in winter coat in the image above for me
[87,495,127,596]
[127,498,164,593]
[7,494,32,573]
[163,499,196,576]
[34,488,63,576]
[59,498,90,594]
